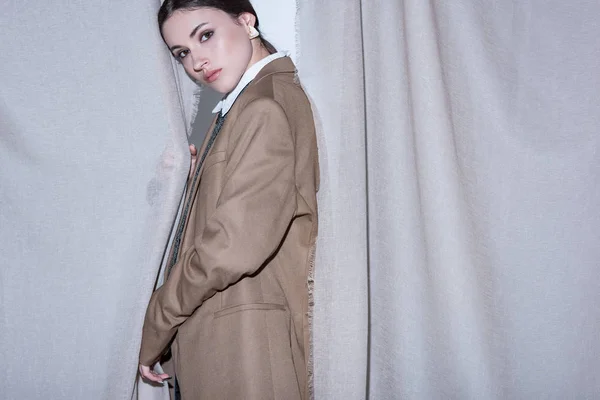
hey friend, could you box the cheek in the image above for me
[218,44,252,88]
[221,29,252,65]
[228,41,252,75]
[181,62,200,79]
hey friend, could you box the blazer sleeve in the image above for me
[139,98,296,366]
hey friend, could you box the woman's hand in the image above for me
[139,363,170,384]
[189,144,198,177]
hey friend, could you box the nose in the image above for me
[192,52,208,73]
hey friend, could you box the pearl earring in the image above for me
[248,26,260,39]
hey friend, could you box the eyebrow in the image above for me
[169,22,208,52]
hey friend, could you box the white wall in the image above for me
[252,0,297,61]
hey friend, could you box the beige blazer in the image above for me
[140,57,319,400]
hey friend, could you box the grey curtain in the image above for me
[299,1,600,398]
[0,2,189,399]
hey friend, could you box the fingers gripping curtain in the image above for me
[299,1,600,399]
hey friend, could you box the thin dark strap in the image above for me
[167,112,226,278]
[174,376,181,400]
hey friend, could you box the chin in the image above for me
[211,80,236,95]
[211,85,231,95]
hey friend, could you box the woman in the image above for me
[138,1,319,399]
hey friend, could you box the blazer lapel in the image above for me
[165,113,222,276]
[193,114,219,174]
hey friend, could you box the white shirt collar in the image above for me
[212,51,288,115]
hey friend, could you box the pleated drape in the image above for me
[298,1,600,398]
[0,2,189,399]
[297,1,370,398]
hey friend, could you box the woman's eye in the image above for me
[176,50,189,60]
[200,31,214,43]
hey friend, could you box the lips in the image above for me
[204,68,222,83]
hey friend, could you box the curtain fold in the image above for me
[0,2,189,399]
[299,1,600,398]
[297,1,370,398]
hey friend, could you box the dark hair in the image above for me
[158,0,277,54]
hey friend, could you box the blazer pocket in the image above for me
[213,302,286,319]
[202,150,226,172]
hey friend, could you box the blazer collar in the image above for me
[212,52,294,116]
[252,55,296,82]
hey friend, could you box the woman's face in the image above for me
[161,8,254,94]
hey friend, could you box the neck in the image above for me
[245,41,272,72]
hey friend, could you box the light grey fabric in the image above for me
[0,2,189,399]
[299,1,600,399]
[297,1,370,397]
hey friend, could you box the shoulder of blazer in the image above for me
[226,57,298,120]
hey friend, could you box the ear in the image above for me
[237,12,257,30]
